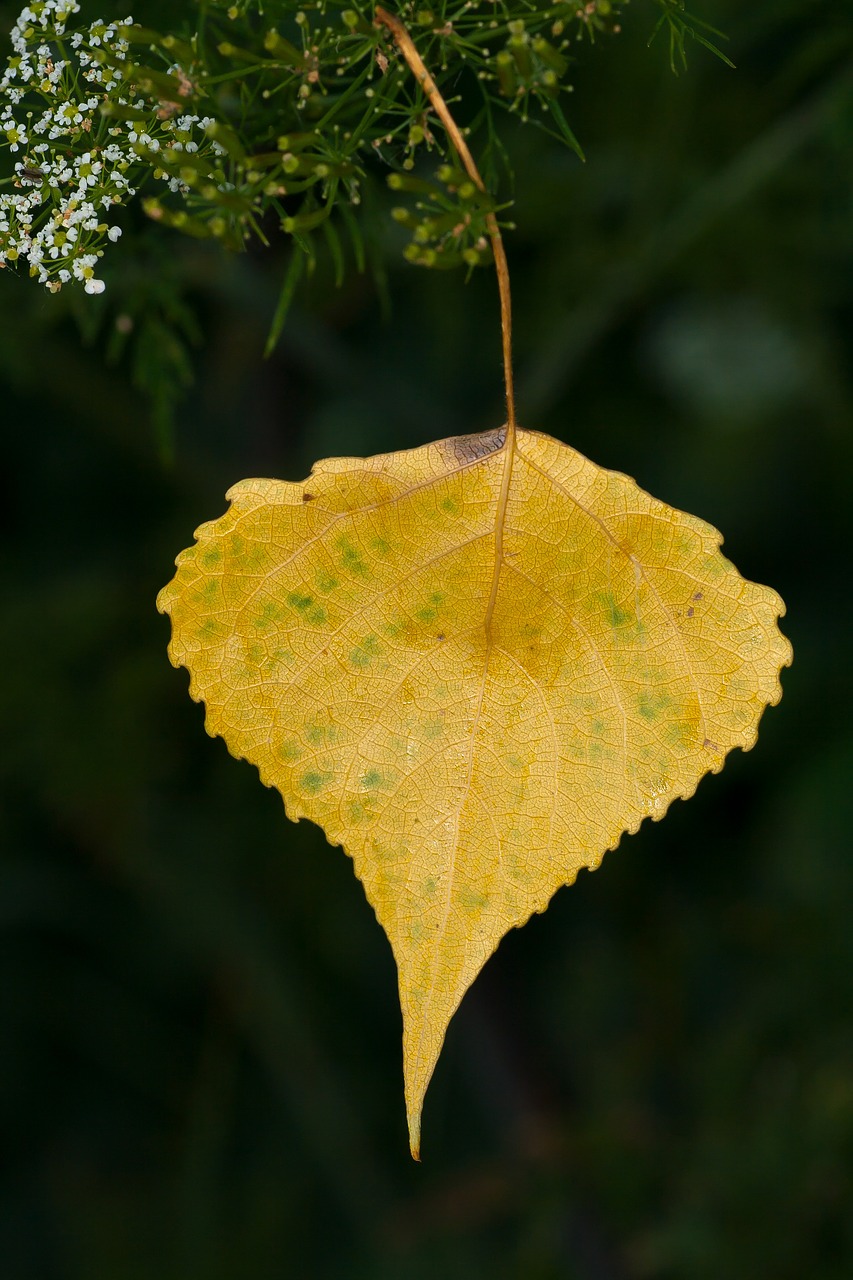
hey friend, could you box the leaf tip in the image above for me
[408,1110,422,1162]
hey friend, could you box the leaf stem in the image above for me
[374,6,517,442]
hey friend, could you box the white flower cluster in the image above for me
[0,1,222,293]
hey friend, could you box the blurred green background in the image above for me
[1,2,852,1277]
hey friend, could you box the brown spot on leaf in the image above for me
[440,427,506,466]
[302,491,315,502]
[687,607,694,618]
[693,591,704,601]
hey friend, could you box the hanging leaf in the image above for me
[157,425,791,1157]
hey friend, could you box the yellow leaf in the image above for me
[157,426,791,1157]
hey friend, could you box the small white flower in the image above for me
[5,121,27,148]
[2,3,222,294]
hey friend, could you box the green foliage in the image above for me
[389,162,498,269]
[648,0,733,71]
[0,0,737,439]
[1,0,726,298]
[0,5,233,291]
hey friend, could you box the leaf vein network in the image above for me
[516,447,709,744]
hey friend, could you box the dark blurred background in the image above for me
[1,2,852,1277]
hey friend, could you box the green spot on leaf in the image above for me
[315,569,340,593]
[350,634,382,667]
[287,590,327,626]
[337,535,370,578]
[664,719,695,748]
[253,600,282,630]
[459,886,489,910]
[637,690,673,721]
[287,591,312,611]
[601,591,631,629]
[301,770,333,794]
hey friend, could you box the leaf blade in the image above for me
[158,427,791,1156]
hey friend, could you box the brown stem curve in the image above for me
[374,5,516,440]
